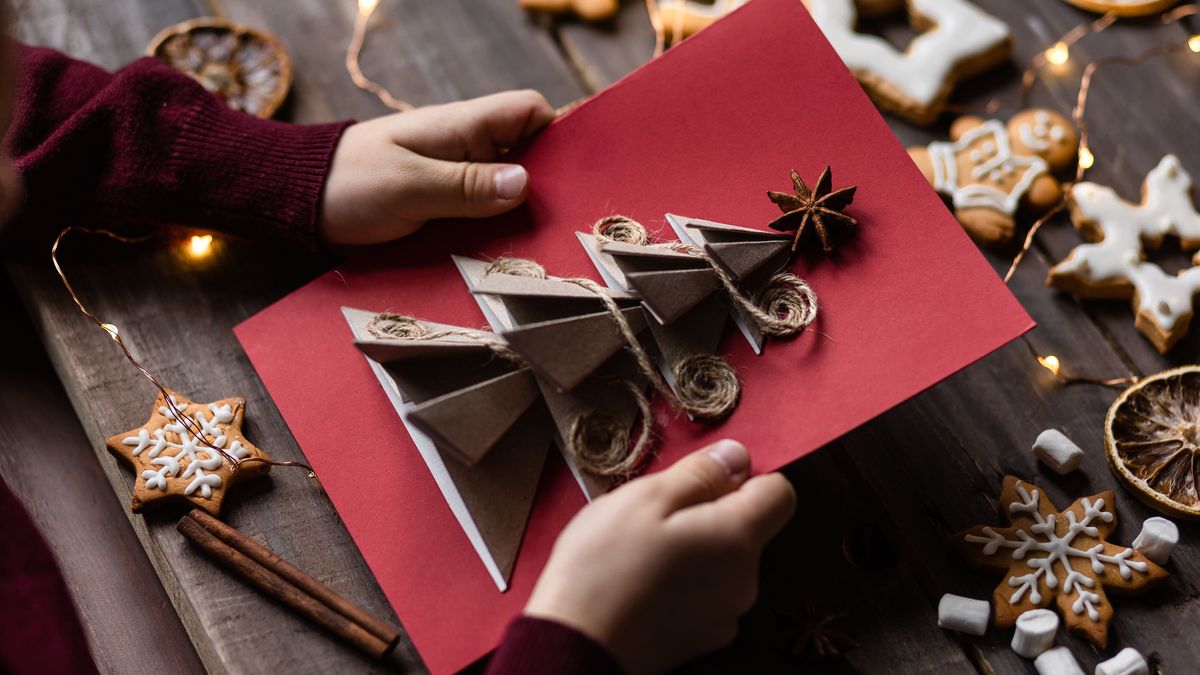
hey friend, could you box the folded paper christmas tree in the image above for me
[236,0,1031,670]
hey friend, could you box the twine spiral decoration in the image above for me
[593,215,651,245]
[755,273,818,336]
[671,354,741,419]
[566,379,655,477]
[366,312,429,339]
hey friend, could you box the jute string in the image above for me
[592,216,819,337]
[565,378,655,477]
[367,308,650,474]
[365,312,526,365]
[481,250,739,476]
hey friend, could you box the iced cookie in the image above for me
[1059,0,1179,17]
[519,0,618,21]
[654,0,748,38]
[1049,155,1200,352]
[804,0,1011,125]
[953,476,1168,648]
[909,108,1078,246]
[106,390,271,515]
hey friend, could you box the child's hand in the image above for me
[319,90,556,245]
[525,440,796,674]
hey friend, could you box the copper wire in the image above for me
[1019,335,1139,388]
[51,226,315,476]
[346,6,414,112]
[1004,6,1199,281]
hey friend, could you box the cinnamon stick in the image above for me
[178,512,397,660]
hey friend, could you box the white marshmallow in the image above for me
[1034,646,1084,675]
[1095,647,1148,675]
[937,593,989,636]
[1132,516,1178,564]
[1033,429,1085,474]
[1011,608,1058,658]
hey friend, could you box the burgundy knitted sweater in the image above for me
[0,44,622,675]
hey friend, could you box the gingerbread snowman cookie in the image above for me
[909,109,1078,246]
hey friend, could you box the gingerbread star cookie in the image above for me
[1059,0,1179,17]
[910,108,1078,246]
[953,476,1168,648]
[106,390,271,515]
[518,0,618,21]
[1049,155,1200,352]
[804,0,1011,125]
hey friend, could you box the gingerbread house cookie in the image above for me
[910,108,1078,246]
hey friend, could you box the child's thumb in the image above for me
[421,158,530,218]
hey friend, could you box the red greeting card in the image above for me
[235,0,1031,671]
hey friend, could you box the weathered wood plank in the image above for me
[0,279,205,675]
[13,0,1200,673]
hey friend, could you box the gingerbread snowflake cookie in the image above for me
[909,109,1078,246]
[953,476,1167,648]
[106,390,271,515]
[1049,155,1200,352]
[804,0,1011,125]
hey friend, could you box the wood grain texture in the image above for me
[0,278,205,675]
[7,0,1200,673]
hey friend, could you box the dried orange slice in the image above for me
[1105,365,1200,518]
[147,18,292,119]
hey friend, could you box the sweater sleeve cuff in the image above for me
[165,74,353,249]
[486,616,625,675]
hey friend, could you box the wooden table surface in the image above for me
[5,0,1200,673]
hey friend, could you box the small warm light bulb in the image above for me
[1078,147,1095,170]
[1189,34,1200,53]
[101,323,120,338]
[1037,354,1061,377]
[188,234,213,258]
[1044,41,1070,66]
[358,0,380,16]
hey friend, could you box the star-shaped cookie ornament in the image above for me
[804,0,1011,125]
[106,390,271,516]
[953,476,1168,648]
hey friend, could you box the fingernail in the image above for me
[707,439,749,480]
[494,165,528,200]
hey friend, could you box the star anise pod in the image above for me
[766,166,857,252]
[776,607,857,660]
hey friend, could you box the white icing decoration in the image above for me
[1055,155,1200,335]
[928,119,1048,215]
[807,0,1010,107]
[1018,110,1061,151]
[964,483,1148,620]
[122,396,244,500]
